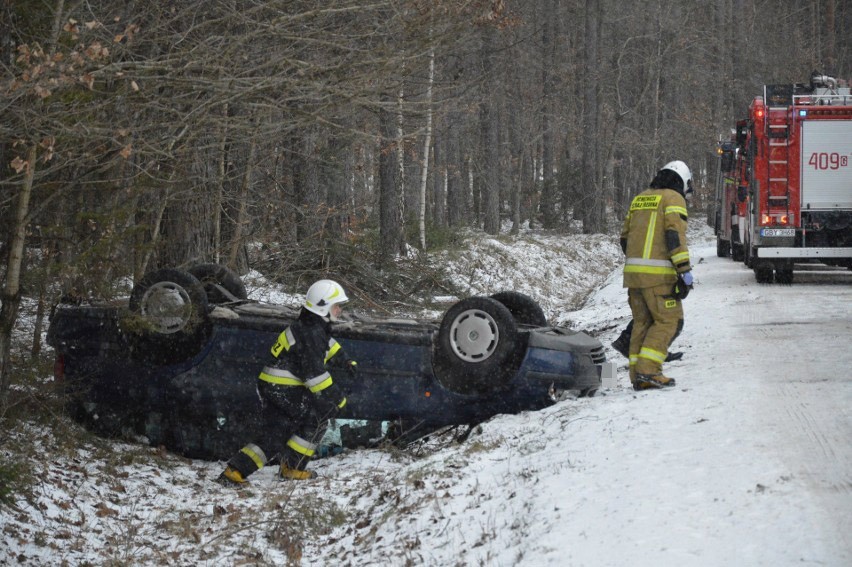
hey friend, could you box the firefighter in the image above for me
[219,279,354,484]
[621,160,693,390]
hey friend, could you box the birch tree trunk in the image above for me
[418,48,435,251]
[397,84,407,251]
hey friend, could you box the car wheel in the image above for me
[188,263,247,304]
[433,296,521,395]
[490,291,548,327]
[124,268,211,364]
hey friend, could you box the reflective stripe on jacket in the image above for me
[257,309,347,412]
[621,188,690,289]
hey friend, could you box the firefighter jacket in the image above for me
[621,187,691,289]
[257,309,348,417]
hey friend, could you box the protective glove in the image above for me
[672,271,693,300]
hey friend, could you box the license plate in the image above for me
[761,228,795,237]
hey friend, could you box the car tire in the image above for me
[433,296,521,395]
[188,263,247,304]
[124,268,211,364]
[490,291,548,327]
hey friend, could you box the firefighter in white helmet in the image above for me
[620,160,693,390]
[219,279,355,484]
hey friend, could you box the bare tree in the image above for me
[418,46,435,250]
[0,144,36,402]
[378,92,404,261]
[479,25,501,235]
[581,0,605,233]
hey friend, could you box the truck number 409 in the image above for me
[807,152,849,170]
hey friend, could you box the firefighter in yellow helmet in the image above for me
[621,160,693,390]
[219,279,354,484]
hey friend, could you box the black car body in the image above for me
[47,266,612,460]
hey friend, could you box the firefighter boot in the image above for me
[633,373,676,391]
[218,443,268,486]
[612,329,631,359]
[279,464,317,481]
[217,466,247,486]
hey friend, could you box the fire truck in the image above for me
[724,74,852,283]
[711,127,748,262]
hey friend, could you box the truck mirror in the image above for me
[736,125,748,148]
[737,185,748,203]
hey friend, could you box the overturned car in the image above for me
[47,265,613,460]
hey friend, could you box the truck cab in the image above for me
[740,75,852,283]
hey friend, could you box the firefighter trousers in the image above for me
[227,382,328,479]
[628,283,684,378]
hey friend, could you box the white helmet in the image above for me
[661,160,692,195]
[304,279,348,318]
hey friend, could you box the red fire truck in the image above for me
[727,74,852,283]
[712,126,748,262]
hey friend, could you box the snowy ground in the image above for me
[2,219,852,566]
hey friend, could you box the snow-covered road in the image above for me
[547,237,852,566]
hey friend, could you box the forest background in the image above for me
[0,0,849,401]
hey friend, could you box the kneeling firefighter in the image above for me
[621,160,694,390]
[219,279,355,484]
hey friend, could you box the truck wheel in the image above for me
[731,243,744,262]
[716,238,730,258]
[188,263,247,304]
[775,268,793,284]
[754,265,774,284]
[124,268,211,364]
[490,291,548,327]
[433,296,521,395]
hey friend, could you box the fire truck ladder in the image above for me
[766,106,791,214]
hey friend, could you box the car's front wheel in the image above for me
[433,296,521,395]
